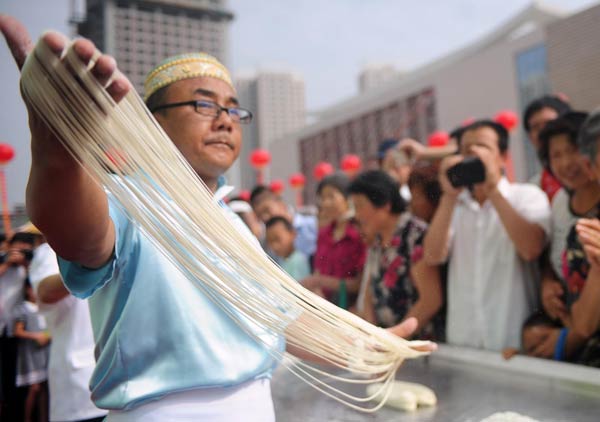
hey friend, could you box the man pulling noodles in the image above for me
[1,16,433,421]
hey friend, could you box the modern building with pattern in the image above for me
[232,71,306,190]
[270,2,600,206]
[546,2,600,113]
[76,0,234,94]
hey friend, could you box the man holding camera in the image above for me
[424,120,551,351]
[0,232,34,419]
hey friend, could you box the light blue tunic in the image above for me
[280,250,311,281]
[58,182,284,411]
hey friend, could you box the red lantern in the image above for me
[340,154,362,174]
[0,143,14,236]
[313,162,334,181]
[0,144,15,165]
[269,179,285,195]
[427,131,450,148]
[289,173,306,189]
[494,110,519,132]
[239,190,251,202]
[289,173,305,208]
[250,149,271,184]
[249,149,271,169]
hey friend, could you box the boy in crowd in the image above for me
[250,186,318,259]
[265,217,311,281]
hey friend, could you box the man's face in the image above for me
[253,197,289,224]
[459,126,504,180]
[154,77,242,183]
[8,241,33,267]
[528,107,559,151]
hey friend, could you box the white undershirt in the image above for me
[106,378,275,422]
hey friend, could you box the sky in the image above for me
[0,0,598,209]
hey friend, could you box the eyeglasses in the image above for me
[150,100,253,124]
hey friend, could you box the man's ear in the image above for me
[580,156,596,180]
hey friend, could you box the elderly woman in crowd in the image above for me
[349,170,443,340]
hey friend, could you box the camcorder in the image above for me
[447,157,486,188]
[0,249,34,265]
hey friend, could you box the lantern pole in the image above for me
[0,166,11,237]
[257,168,264,185]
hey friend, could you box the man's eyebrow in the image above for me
[193,88,239,106]
[193,88,217,99]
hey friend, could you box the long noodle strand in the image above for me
[20,38,432,412]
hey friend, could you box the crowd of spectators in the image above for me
[241,95,600,367]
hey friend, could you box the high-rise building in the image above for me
[233,71,306,190]
[269,2,569,205]
[76,0,234,94]
[358,63,403,93]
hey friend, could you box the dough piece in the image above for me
[480,411,540,422]
[367,381,437,411]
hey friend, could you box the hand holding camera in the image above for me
[469,145,501,195]
[446,157,486,188]
[439,155,466,197]
[444,146,501,195]
[5,248,34,267]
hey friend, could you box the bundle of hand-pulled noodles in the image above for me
[20,38,432,412]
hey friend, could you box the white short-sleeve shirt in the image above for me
[446,178,551,351]
[29,243,106,422]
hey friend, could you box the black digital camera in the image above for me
[22,249,34,262]
[447,157,486,188]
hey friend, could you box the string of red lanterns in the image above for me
[275,108,520,209]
